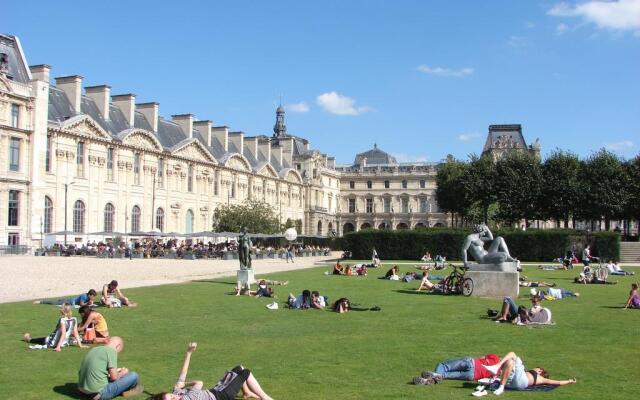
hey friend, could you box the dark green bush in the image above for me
[342,228,620,262]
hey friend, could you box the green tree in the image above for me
[494,151,542,226]
[435,156,469,227]
[578,149,629,230]
[212,199,281,233]
[622,155,640,235]
[540,150,581,228]
[462,154,497,224]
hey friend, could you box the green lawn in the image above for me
[0,263,638,399]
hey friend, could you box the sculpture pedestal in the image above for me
[237,269,255,289]
[465,271,519,298]
[467,261,517,273]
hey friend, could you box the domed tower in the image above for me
[273,105,287,138]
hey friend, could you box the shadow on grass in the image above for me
[394,289,437,296]
[52,383,84,399]
[193,279,236,285]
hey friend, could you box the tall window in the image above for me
[44,196,53,233]
[420,199,428,213]
[134,153,140,185]
[107,148,114,181]
[10,104,19,128]
[349,181,355,189]
[348,198,356,213]
[231,176,236,198]
[156,208,165,232]
[185,210,194,234]
[7,233,19,246]
[8,190,19,226]
[131,206,141,232]
[9,138,20,172]
[402,198,409,213]
[45,136,52,172]
[384,197,391,213]
[187,164,194,192]
[367,180,372,189]
[384,180,389,189]
[420,179,426,189]
[76,142,85,177]
[214,171,219,195]
[73,200,85,233]
[366,198,373,213]
[401,180,408,189]
[104,203,115,233]
[157,158,164,188]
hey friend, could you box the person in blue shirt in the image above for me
[33,289,97,307]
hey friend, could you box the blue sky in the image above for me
[6,0,640,164]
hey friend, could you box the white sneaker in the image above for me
[472,390,488,397]
[493,386,504,396]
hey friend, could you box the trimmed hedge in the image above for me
[341,228,620,262]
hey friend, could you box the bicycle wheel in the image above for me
[462,278,474,296]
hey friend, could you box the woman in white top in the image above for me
[23,303,86,352]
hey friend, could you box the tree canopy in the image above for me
[212,199,281,234]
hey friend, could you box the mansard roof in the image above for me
[0,34,31,84]
[482,124,527,153]
[354,144,397,166]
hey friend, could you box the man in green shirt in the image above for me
[78,336,142,399]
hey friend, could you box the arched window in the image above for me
[73,200,85,233]
[44,196,53,233]
[185,209,194,234]
[156,208,165,232]
[104,203,115,233]
[317,220,323,236]
[131,206,141,233]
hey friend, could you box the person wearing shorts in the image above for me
[152,342,273,400]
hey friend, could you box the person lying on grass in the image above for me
[624,283,640,309]
[414,354,500,385]
[607,260,635,276]
[33,289,97,307]
[310,290,326,309]
[519,281,555,288]
[101,280,137,307]
[531,287,579,300]
[78,305,109,344]
[287,290,311,309]
[151,342,274,400]
[483,352,576,395]
[23,303,87,352]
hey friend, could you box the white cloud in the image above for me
[548,0,640,33]
[286,101,309,113]
[556,22,569,34]
[417,65,474,78]
[458,133,481,142]
[392,153,429,163]
[316,92,372,116]
[606,140,634,150]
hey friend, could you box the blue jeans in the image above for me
[99,371,138,400]
[434,357,475,380]
[503,297,518,320]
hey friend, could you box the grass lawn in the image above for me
[0,262,638,399]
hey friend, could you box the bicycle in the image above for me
[441,263,474,296]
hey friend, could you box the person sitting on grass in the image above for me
[413,354,500,385]
[78,337,143,400]
[624,283,640,309]
[310,291,326,309]
[416,272,440,292]
[384,265,400,280]
[78,305,110,344]
[33,289,97,307]
[332,297,351,313]
[151,342,273,400]
[482,352,576,395]
[493,296,543,323]
[607,260,635,276]
[288,290,311,309]
[255,280,274,298]
[22,303,87,352]
[101,280,137,308]
[333,262,345,275]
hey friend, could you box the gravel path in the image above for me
[0,253,340,304]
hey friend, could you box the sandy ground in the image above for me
[0,253,340,304]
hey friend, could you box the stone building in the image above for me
[336,144,447,233]
[482,124,540,161]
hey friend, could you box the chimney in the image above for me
[212,126,228,152]
[172,114,194,138]
[136,102,159,132]
[193,120,212,146]
[55,75,83,113]
[85,85,111,119]
[258,137,271,162]
[29,64,50,83]
[229,132,244,156]
[112,93,136,128]
[244,136,259,157]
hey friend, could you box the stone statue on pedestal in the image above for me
[238,227,252,270]
[461,224,514,268]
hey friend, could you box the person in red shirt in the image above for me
[413,354,500,385]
